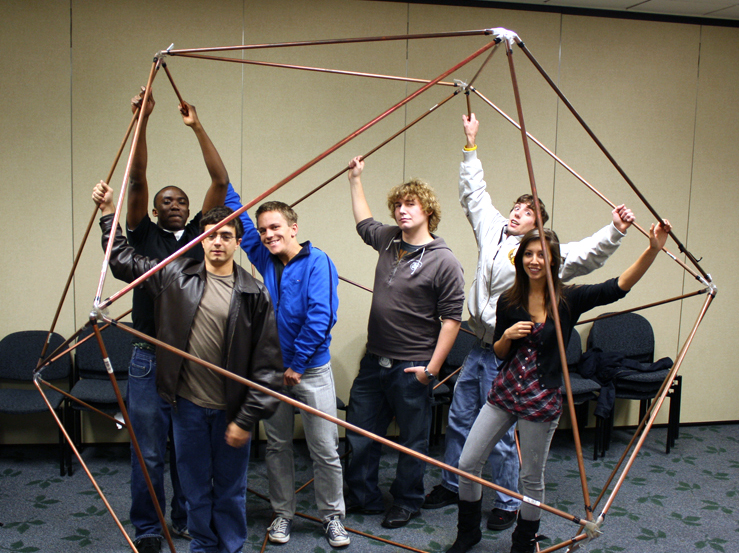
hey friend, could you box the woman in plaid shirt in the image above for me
[447,221,671,553]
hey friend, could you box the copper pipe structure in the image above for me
[32,29,718,553]
[32,376,137,552]
[89,321,177,553]
[514,39,709,283]
[107,316,596,528]
[471,87,704,283]
[576,289,706,326]
[38,109,141,364]
[97,39,501,310]
[505,39,594,521]
[289,89,461,208]
[598,292,714,516]
[166,28,495,55]
[171,52,457,88]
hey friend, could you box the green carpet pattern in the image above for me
[1,424,738,552]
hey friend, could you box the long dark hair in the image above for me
[502,228,563,318]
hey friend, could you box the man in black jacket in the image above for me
[94,182,283,553]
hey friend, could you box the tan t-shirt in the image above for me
[178,271,234,410]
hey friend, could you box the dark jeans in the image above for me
[172,397,251,553]
[127,347,187,539]
[345,352,432,512]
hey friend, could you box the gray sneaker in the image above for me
[268,516,292,544]
[323,515,350,547]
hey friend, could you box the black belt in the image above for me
[366,352,414,367]
[478,339,495,350]
[133,341,155,352]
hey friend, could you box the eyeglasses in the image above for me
[204,231,235,243]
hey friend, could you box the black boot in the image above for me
[446,499,482,553]
[509,515,540,553]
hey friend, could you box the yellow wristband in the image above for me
[464,144,477,151]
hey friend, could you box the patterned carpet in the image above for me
[1,423,737,552]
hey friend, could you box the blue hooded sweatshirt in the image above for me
[225,184,338,374]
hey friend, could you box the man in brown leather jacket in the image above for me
[94,181,283,553]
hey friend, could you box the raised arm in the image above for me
[618,220,671,291]
[127,87,155,230]
[180,101,229,214]
[93,181,163,292]
[558,204,635,282]
[463,113,478,149]
[348,156,372,224]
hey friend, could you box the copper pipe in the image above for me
[598,292,714,516]
[465,41,499,90]
[434,365,461,391]
[471,87,703,283]
[40,380,126,428]
[39,110,140,365]
[109,317,592,527]
[577,289,706,325]
[290,89,461,208]
[338,275,372,293]
[162,63,188,116]
[172,52,456,88]
[515,39,709,282]
[90,321,176,553]
[38,310,133,373]
[506,41,593,520]
[99,39,500,310]
[33,376,137,551]
[96,60,161,305]
[167,29,494,55]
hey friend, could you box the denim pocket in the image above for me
[128,349,154,379]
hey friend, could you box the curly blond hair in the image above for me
[386,178,441,233]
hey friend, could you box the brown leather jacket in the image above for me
[101,214,284,431]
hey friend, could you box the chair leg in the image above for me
[666,375,682,454]
[57,411,65,477]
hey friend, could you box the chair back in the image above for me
[0,331,71,381]
[566,328,582,368]
[445,320,478,369]
[74,323,134,379]
[587,312,654,363]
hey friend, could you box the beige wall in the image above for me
[1,0,736,443]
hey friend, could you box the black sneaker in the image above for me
[422,484,459,509]
[133,537,162,553]
[487,508,517,530]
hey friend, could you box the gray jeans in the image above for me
[264,361,345,521]
[458,402,559,521]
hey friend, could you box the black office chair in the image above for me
[430,321,478,445]
[69,324,133,459]
[560,328,601,435]
[0,331,72,476]
[586,312,680,457]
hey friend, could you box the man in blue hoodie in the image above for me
[225,186,348,548]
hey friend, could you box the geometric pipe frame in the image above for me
[32,28,716,553]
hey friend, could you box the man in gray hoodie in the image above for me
[343,156,465,529]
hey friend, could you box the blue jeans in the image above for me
[345,353,432,513]
[172,397,251,553]
[264,362,344,522]
[441,343,520,512]
[127,347,187,539]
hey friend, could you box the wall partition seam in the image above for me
[550,12,564,228]
[678,25,705,355]
[69,0,77,332]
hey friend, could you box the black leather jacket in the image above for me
[101,214,284,431]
